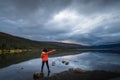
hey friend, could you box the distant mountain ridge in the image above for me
[0,32,120,50]
[0,32,87,49]
[92,43,120,50]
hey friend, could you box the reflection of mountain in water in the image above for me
[61,52,120,71]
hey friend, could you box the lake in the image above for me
[0,51,120,80]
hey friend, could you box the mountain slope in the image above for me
[92,43,120,50]
[0,32,86,49]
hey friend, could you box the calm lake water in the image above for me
[0,51,120,80]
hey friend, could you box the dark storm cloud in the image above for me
[0,0,120,45]
[0,0,72,23]
[70,0,120,15]
[5,0,71,18]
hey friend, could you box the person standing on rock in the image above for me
[40,48,56,73]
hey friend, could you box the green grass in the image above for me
[0,50,40,68]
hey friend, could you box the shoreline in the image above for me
[37,68,120,80]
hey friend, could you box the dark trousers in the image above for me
[41,61,50,72]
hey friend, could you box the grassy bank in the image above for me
[0,50,40,68]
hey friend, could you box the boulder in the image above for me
[52,61,55,66]
[33,72,44,80]
[65,62,69,65]
[62,60,65,64]
[73,68,85,73]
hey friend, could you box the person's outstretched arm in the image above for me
[47,49,56,54]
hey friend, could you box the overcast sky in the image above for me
[0,0,120,46]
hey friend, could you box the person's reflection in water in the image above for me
[47,71,51,77]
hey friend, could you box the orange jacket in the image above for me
[41,50,55,61]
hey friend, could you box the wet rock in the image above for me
[68,68,85,73]
[33,72,44,80]
[62,60,65,64]
[73,68,85,73]
[21,67,24,70]
[68,68,74,72]
[52,61,55,66]
[62,60,69,65]
[65,62,69,65]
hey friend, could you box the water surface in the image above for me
[0,51,120,80]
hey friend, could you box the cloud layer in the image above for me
[0,0,120,45]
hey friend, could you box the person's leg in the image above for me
[46,61,50,72]
[41,61,45,72]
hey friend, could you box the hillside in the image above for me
[92,43,120,51]
[0,32,87,49]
